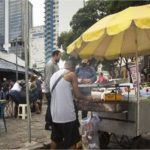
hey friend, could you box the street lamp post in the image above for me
[16,39,18,81]
[24,0,31,143]
[83,0,86,6]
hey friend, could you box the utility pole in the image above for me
[16,39,18,81]
[3,0,10,51]
[24,0,31,143]
[83,0,85,7]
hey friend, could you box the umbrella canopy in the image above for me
[67,4,150,60]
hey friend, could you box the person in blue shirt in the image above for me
[76,59,97,118]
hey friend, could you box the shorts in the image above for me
[9,90,21,104]
[51,120,81,149]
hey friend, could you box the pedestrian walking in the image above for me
[29,75,40,114]
[44,50,61,130]
[1,78,9,99]
[36,76,43,112]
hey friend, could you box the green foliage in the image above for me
[97,0,150,76]
[107,0,150,15]
[102,59,117,70]
[58,0,150,51]
[58,31,75,50]
[61,51,69,61]
[58,0,150,67]
[70,0,108,37]
[58,0,108,51]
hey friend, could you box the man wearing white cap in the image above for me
[76,59,97,118]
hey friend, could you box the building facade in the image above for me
[29,26,45,73]
[0,0,5,50]
[0,0,33,60]
[45,0,59,63]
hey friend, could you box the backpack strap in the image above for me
[51,74,64,93]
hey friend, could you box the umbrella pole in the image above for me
[135,50,140,136]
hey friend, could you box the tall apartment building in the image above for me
[29,26,45,73]
[0,0,33,60]
[45,0,59,63]
[0,0,5,50]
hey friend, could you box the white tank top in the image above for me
[50,69,76,123]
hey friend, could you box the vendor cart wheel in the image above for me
[131,135,142,149]
[98,131,110,148]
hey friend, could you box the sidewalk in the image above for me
[0,104,50,149]
[2,103,150,149]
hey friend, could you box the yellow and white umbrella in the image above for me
[67,4,150,136]
[67,4,150,60]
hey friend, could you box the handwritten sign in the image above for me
[129,65,141,85]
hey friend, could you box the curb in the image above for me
[19,141,45,150]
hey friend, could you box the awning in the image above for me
[0,59,26,73]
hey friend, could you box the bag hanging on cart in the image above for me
[81,114,101,149]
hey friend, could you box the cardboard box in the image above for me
[103,93,123,101]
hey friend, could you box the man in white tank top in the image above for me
[50,60,93,149]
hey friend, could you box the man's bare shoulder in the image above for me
[68,71,76,76]
[64,71,76,81]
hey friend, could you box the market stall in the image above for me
[67,4,150,148]
[77,83,150,148]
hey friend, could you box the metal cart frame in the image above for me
[78,84,150,148]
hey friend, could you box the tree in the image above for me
[59,0,150,50]
[107,0,150,15]
[69,0,150,39]
[58,31,75,50]
[58,0,108,51]
[100,59,118,78]
[70,0,108,38]
[58,0,150,68]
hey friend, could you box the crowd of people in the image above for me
[0,49,109,149]
[44,50,103,149]
[2,47,150,149]
[0,78,14,100]
[0,75,43,117]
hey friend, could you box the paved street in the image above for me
[0,104,50,149]
[1,103,150,149]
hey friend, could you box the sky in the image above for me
[29,0,84,33]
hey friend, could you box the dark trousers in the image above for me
[45,92,52,126]
[9,90,21,118]
[82,110,88,119]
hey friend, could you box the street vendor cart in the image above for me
[98,99,150,148]
[67,3,150,149]
[77,84,150,148]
